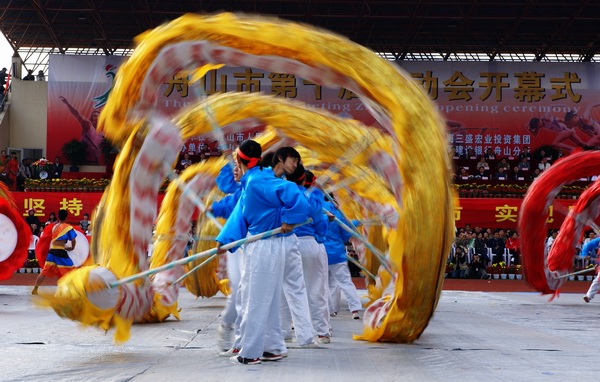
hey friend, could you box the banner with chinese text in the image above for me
[398,61,600,158]
[455,198,576,230]
[14,191,576,231]
[48,56,600,164]
[47,55,374,163]
[14,192,165,224]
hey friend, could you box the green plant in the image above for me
[61,139,88,168]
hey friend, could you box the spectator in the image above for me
[519,146,532,161]
[510,166,523,181]
[529,168,541,181]
[23,69,35,81]
[17,158,31,191]
[6,152,19,191]
[458,167,470,179]
[497,158,511,171]
[494,167,507,180]
[473,232,489,262]
[518,157,530,171]
[546,230,558,250]
[506,232,521,264]
[46,211,57,226]
[474,166,489,179]
[449,245,469,279]
[465,254,490,279]
[80,213,91,232]
[488,231,505,263]
[484,148,495,160]
[36,70,45,81]
[455,231,470,249]
[476,156,490,171]
[52,156,64,179]
[463,148,476,160]
[25,208,42,233]
[180,153,192,169]
[583,232,597,246]
[538,157,551,172]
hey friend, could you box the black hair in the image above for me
[304,170,315,187]
[272,147,301,167]
[528,117,540,132]
[262,152,275,168]
[238,140,262,169]
[565,111,577,122]
[58,209,68,221]
[286,163,306,185]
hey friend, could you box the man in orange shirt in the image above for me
[6,153,19,191]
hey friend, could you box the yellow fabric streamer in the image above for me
[49,12,453,344]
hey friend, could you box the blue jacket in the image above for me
[294,186,328,242]
[216,166,310,248]
[322,201,353,265]
[211,187,242,219]
[215,163,239,194]
[581,238,600,259]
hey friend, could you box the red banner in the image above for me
[13,192,164,224]
[13,191,576,232]
[456,198,576,230]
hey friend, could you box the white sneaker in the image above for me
[317,335,330,344]
[217,324,233,351]
[352,311,360,320]
[219,348,240,357]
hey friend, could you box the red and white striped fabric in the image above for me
[152,173,216,306]
[129,116,183,268]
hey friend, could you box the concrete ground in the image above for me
[1,285,598,382]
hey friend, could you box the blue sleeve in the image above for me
[211,188,241,219]
[215,199,248,251]
[309,193,328,238]
[67,228,78,241]
[215,163,239,194]
[275,181,310,225]
[581,238,600,258]
[335,209,353,243]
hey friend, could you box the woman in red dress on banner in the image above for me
[32,209,77,295]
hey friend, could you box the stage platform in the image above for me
[1,280,598,381]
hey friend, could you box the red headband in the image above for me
[297,173,306,183]
[304,176,316,188]
[237,148,260,169]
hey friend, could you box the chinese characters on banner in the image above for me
[16,193,165,222]
[13,192,574,230]
[400,61,597,157]
[48,56,600,161]
[454,198,575,229]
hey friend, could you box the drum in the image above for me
[67,230,90,267]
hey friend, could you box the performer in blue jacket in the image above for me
[581,237,600,303]
[216,140,310,365]
[323,197,363,319]
[212,163,243,352]
[283,164,331,344]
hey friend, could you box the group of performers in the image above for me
[210,140,363,365]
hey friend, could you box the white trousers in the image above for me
[295,236,330,336]
[586,274,600,300]
[328,262,363,313]
[279,234,315,346]
[220,248,242,327]
[236,237,286,359]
